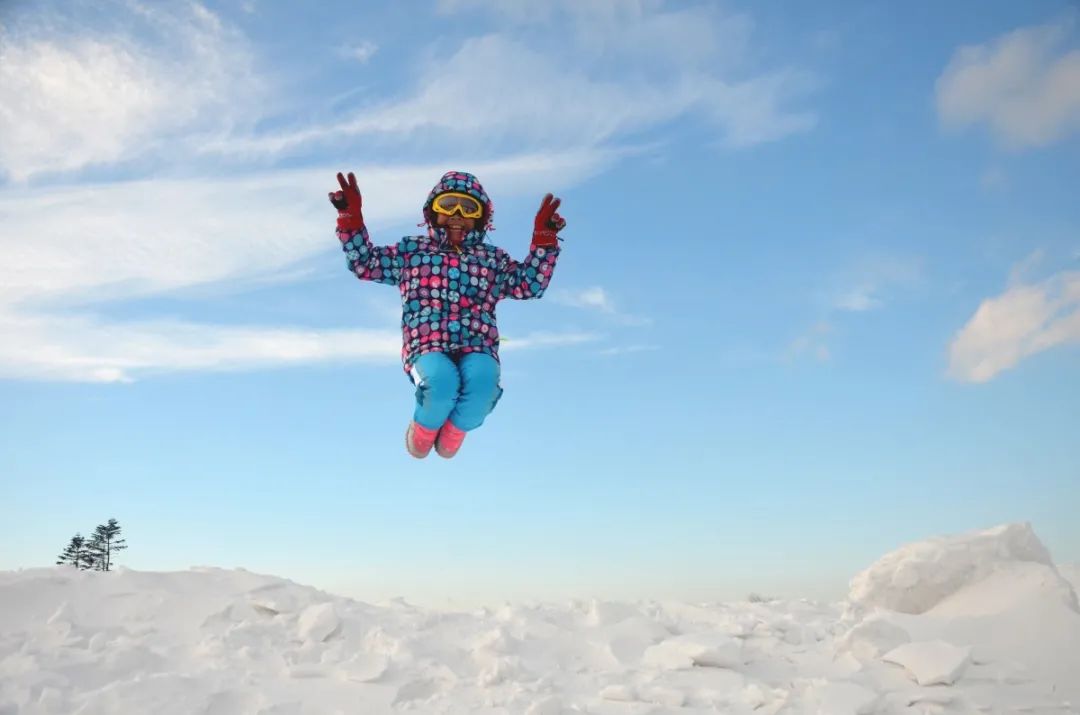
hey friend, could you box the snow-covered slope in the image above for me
[1,522,1077,714]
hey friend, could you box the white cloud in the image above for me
[0,151,613,308]
[207,7,815,158]
[0,311,401,383]
[948,270,1080,382]
[549,286,652,326]
[0,2,262,181]
[936,19,1080,149]
[834,287,881,312]
[551,287,617,313]
[1007,249,1046,286]
[345,41,378,63]
[0,152,614,381]
[830,256,922,313]
[497,332,602,351]
[788,321,832,362]
[440,0,754,72]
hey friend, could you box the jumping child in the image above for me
[330,170,565,458]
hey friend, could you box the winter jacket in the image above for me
[339,171,561,374]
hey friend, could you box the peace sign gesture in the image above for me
[329,171,365,232]
[531,193,566,249]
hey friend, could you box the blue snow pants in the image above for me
[408,351,503,432]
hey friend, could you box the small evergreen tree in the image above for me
[88,518,127,572]
[56,534,95,570]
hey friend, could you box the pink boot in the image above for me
[435,420,467,459]
[405,421,438,458]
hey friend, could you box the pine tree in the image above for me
[87,518,127,572]
[56,534,95,570]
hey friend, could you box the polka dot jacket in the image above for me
[339,171,562,375]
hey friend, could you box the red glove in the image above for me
[328,171,365,233]
[531,193,566,250]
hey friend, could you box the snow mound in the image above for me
[840,522,1080,708]
[2,523,1078,713]
[847,521,1075,614]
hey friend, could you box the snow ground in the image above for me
[2,522,1077,714]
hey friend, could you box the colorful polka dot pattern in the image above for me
[340,173,561,375]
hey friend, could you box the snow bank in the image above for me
[1,522,1078,713]
[847,521,1075,614]
[841,521,1080,708]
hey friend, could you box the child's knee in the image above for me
[460,355,500,391]
[411,355,461,403]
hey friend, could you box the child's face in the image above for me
[435,211,477,244]
[434,212,477,231]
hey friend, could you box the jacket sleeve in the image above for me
[494,244,560,300]
[339,225,403,286]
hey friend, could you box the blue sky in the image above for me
[1,0,1078,607]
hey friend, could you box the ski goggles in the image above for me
[431,192,484,219]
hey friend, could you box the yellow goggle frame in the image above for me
[431,192,485,219]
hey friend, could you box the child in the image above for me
[330,170,566,459]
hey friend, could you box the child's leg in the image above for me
[447,353,502,431]
[410,352,462,430]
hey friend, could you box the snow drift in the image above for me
[1,522,1077,713]
[847,521,1077,614]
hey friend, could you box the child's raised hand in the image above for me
[329,171,366,232]
[531,193,566,250]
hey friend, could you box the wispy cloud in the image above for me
[0,153,615,382]
[788,321,832,363]
[830,256,923,313]
[936,17,1080,149]
[834,287,882,313]
[549,286,652,326]
[0,152,614,307]
[550,287,617,313]
[0,0,817,382]
[787,256,923,362]
[342,41,378,63]
[947,268,1080,382]
[0,2,262,182]
[204,5,816,159]
[0,311,402,383]
[498,332,602,351]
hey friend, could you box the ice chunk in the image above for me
[296,602,341,643]
[335,652,388,683]
[836,616,910,660]
[740,683,767,709]
[882,640,972,686]
[642,632,742,670]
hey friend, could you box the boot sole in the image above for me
[405,425,432,459]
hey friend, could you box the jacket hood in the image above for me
[423,171,493,247]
